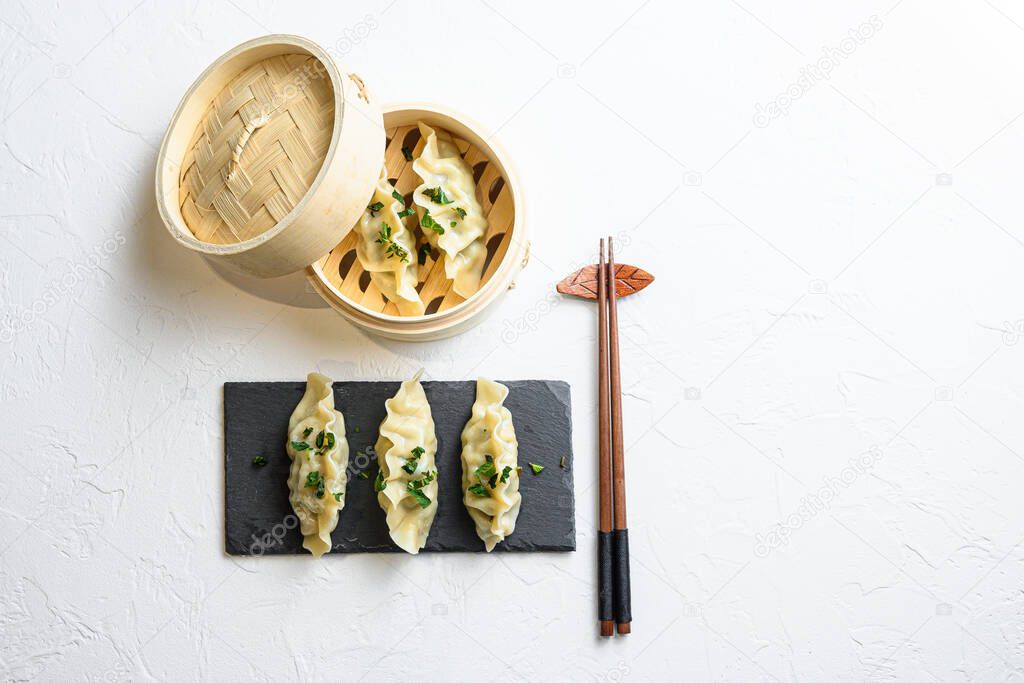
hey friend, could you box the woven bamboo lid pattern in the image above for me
[178,53,335,245]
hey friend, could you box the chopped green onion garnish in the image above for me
[405,471,435,508]
[475,455,497,480]
[407,487,431,508]
[305,471,325,498]
[374,222,409,263]
[423,186,453,205]
[252,455,268,467]
[529,463,544,475]
[420,211,445,235]
[402,445,425,474]
[408,470,435,489]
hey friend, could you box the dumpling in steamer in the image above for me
[412,122,488,299]
[286,372,350,558]
[355,169,424,315]
[460,378,521,551]
[374,371,440,554]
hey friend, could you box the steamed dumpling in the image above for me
[412,122,487,299]
[460,378,521,551]
[355,169,424,315]
[374,371,439,554]
[286,373,350,557]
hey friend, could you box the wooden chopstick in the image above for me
[598,239,614,638]
[607,236,632,635]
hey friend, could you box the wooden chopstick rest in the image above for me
[556,262,654,300]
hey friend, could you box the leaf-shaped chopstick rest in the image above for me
[556,263,654,300]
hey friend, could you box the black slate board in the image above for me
[224,380,575,554]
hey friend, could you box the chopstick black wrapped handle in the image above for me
[612,529,632,630]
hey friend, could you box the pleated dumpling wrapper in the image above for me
[460,378,522,551]
[374,371,439,554]
[285,373,349,557]
[411,122,488,299]
[354,168,424,315]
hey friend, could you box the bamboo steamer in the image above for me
[306,104,526,340]
[156,35,526,341]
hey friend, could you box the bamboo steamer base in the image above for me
[307,105,527,341]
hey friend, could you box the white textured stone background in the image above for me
[2,0,1024,680]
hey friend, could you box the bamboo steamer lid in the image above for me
[156,35,383,278]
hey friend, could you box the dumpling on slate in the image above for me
[460,377,521,551]
[374,371,440,554]
[285,372,349,558]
